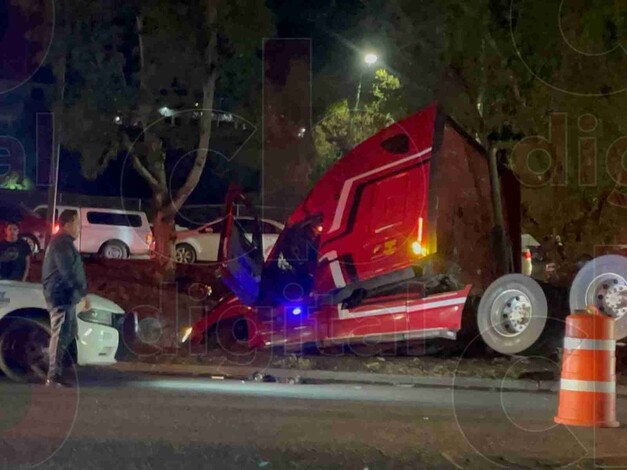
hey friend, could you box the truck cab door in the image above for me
[308,112,436,298]
[218,188,264,306]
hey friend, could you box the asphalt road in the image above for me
[1,368,627,469]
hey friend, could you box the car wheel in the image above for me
[20,234,40,254]
[100,240,129,259]
[477,274,548,355]
[569,255,627,339]
[175,243,196,264]
[0,318,51,382]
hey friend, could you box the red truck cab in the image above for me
[189,103,523,354]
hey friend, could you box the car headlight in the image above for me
[78,309,113,326]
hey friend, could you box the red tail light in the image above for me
[52,224,60,234]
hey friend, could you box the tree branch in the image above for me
[166,2,220,218]
[485,31,527,107]
[132,154,160,191]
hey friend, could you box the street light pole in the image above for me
[351,53,378,146]
[355,53,378,111]
[354,72,364,112]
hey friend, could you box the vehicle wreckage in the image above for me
[187,103,627,356]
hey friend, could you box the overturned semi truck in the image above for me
[187,103,627,356]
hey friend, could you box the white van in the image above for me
[33,205,153,259]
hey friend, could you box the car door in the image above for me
[308,108,437,296]
[218,190,264,306]
[196,219,223,261]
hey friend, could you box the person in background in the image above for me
[41,210,90,387]
[0,222,31,281]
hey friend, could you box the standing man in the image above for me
[42,210,89,387]
[0,222,31,281]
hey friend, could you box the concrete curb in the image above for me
[108,361,627,396]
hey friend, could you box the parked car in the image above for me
[175,216,284,264]
[33,205,153,259]
[0,203,49,254]
[0,280,123,382]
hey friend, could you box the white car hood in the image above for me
[88,293,125,314]
[0,281,124,314]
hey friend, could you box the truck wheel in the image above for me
[569,255,627,339]
[0,318,51,382]
[477,274,548,355]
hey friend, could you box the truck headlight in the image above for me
[78,309,113,326]
[180,327,193,344]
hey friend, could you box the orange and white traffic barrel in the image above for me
[554,306,619,427]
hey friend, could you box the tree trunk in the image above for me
[167,1,219,213]
[152,194,177,282]
[134,5,220,281]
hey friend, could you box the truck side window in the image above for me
[380,133,410,154]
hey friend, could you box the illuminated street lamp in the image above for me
[364,53,378,66]
[355,52,378,111]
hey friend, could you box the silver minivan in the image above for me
[33,205,153,259]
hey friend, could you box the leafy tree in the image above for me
[50,0,273,277]
[0,171,33,190]
[508,0,627,261]
[352,0,627,267]
[312,68,403,182]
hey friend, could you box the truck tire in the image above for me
[477,274,548,355]
[569,255,627,339]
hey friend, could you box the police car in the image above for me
[0,281,123,382]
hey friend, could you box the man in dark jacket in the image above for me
[42,210,89,387]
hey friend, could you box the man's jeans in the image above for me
[47,305,77,381]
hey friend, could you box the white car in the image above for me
[175,216,284,264]
[0,281,123,382]
[33,205,153,259]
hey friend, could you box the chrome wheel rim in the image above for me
[585,273,627,320]
[490,289,533,337]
